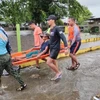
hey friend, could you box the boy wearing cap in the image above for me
[13,33,50,68]
[46,15,68,81]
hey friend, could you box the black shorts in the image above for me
[50,49,60,59]
[70,41,81,54]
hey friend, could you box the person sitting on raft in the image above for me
[12,33,50,69]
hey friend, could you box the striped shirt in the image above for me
[0,28,8,55]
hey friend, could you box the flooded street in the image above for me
[0,50,100,100]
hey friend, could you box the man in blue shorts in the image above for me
[46,15,68,81]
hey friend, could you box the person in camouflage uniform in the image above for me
[0,26,27,92]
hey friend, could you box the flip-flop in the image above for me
[36,66,40,69]
[74,63,80,70]
[92,95,100,100]
[51,73,62,81]
[67,66,75,70]
[16,84,27,91]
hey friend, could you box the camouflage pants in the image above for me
[0,53,24,87]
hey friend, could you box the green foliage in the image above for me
[28,0,91,23]
[83,29,90,33]
[0,16,3,21]
[56,19,64,25]
[0,0,32,25]
[0,0,92,25]
[78,6,92,24]
[69,0,85,18]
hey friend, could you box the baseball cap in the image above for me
[46,15,57,21]
[40,33,50,39]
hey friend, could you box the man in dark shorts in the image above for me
[46,15,68,81]
[67,18,81,70]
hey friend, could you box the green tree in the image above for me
[0,0,32,25]
[0,0,92,25]
[28,0,69,23]
[28,0,52,23]
[28,0,90,24]
[78,6,92,24]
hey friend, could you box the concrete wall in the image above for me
[88,21,100,32]
[6,30,33,36]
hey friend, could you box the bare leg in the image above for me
[71,57,76,67]
[13,54,26,61]
[36,60,39,66]
[69,53,78,67]
[46,57,61,76]
[35,60,40,69]
[42,58,47,62]
[53,60,58,69]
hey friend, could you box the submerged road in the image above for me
[1,50,100,100]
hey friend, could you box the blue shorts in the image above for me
[70,41,81,54]
[26,50,39,58]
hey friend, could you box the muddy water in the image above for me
[1,50,100,100]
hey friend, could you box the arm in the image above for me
[37,28,42,35]
[67,27,70,42]
[56,27,68,55]
[57,27,68,48]
[68,32,70,42]
[36,46,49,58]
[30,47,40,51]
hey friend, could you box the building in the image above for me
[88,17,100,33]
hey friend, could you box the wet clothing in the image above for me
[0,29,8,55]
[50,49,60,59]
[70,41,81,54]
[26,40,49,58]
[33,26,43,47]
[49,26,67,59]
[26,50,39,58]
[68,25,81,54]
[68,26,74,41]
[68,25,81,44]
[0,28,24,86]
[73,25,81,41]
[40,40,49,54]
[0,28,12,54]
[0,53,24,86]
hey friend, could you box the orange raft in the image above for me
[11,44,65,67]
